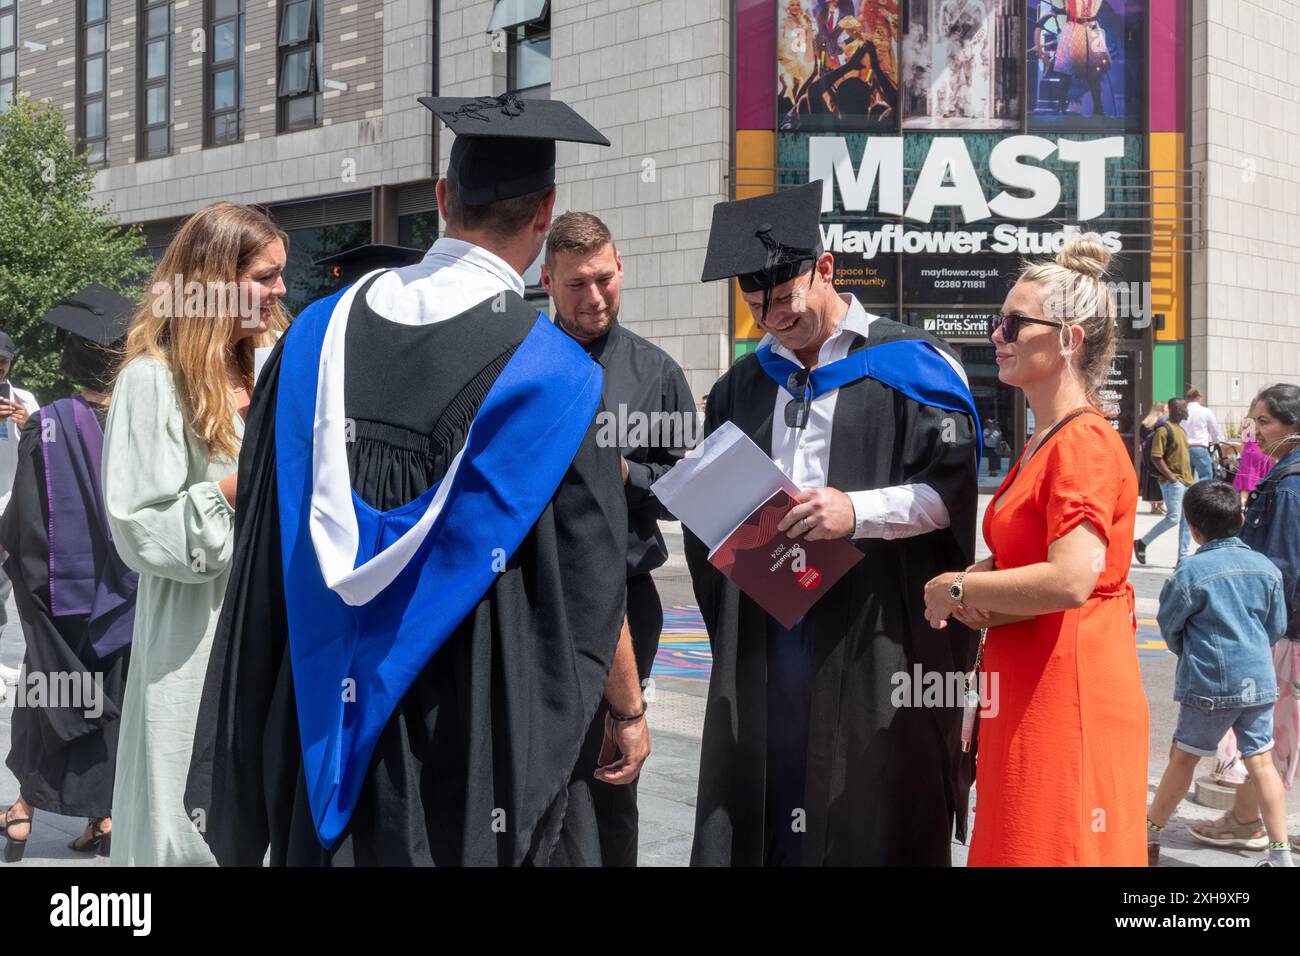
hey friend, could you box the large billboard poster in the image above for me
[1026,0,1145,130]
[901,0,1022,129]
[777,0,901,132]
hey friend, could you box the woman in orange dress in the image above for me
[924,234,1149,866]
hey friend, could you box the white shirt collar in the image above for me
[421,237,526,296]
[765,294,876,368]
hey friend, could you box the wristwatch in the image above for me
[948,571,967,605]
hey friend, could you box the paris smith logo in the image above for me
[890,666,999,718]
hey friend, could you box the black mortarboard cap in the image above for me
[39,284,136,391]
[38,284,134,346]
[701,181,826,293]
[418,94,610,205]
[315,244,426,287]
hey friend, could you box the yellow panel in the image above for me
[1149,132,1184,342]
[733,130,776,342]
[735,130,775,199]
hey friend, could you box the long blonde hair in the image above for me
[117,202,289,461]
[1142,401,1168,430]
[1018,233,1118,406]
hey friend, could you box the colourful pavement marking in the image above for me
[652,605,712,682]
[653,605,1169,683]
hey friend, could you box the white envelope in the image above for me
[651,421,799,552]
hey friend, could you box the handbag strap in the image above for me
[992,407,1105,510]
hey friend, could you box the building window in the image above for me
[277,0,321,132]
[0,0,17,112]
[138,0,172,159]
[79,0,109,164]
[206,0,243,144]
[506,17,549,98]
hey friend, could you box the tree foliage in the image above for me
[0,95,152,400]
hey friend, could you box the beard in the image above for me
[558,300,619,342]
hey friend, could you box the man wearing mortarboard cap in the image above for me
[0,329,41,692]
[315,243,425,294]
[684,181,982,866]
[0,285,139,857]
[186,94,649,866]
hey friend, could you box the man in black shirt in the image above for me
[542,211,698,865]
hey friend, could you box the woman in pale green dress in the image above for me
[102,203,287,865]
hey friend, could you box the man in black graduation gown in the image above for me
[185,94,649,866]
[0,286,138,859]
[684,182,981,866]
[541,211,698,865]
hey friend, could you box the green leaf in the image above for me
[0,94,152,401]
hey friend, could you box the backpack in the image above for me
[1145,422,1174,468]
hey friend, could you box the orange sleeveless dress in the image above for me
[968,411,1149,866]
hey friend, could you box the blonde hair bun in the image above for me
[1055,233,1112,281]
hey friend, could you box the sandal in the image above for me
[1,805,31,863]
[1189,812,1268,850]
[68,817,111,857]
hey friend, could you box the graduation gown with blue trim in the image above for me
[184,278,628,865]
[683,317,980,866]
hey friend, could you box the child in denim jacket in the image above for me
[1147,481,1294,866]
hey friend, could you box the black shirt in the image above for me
[578,322,698,577]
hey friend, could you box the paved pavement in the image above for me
[641,495,1300,867]
[1,495,1296,867]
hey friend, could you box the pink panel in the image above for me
[1149,0,1185,132]
[736,0,776,130]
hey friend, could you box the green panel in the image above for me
[734,340,759,363]
[1152,342,1184,406]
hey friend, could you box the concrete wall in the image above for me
[1190,0,1300,424]
[438,0,732,397]
[23,0,735,389]
[21,0,431,223]
[553,0,731,398]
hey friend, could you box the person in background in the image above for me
[542,211,695,866]
[1191,383,1300,856]
[0,332,41,693]
[102,202,288,865]
[1147,480,1294,867]
[1134,398,1194,567]
[983,418,1003,476]
[924,233,1148,866]
[1234,414,1272,502]
[1185,387,1223,481]
[1138,402,1168,514]
[0,287,140,863]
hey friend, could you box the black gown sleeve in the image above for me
[0,415,42,558]
[681,374,729,646]
[623,364,698,516]
[896,397,979,562]
[184,334,289,865]
[2,417,123,742]
[889,395,980,843]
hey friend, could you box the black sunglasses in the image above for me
[785,369,811,429]
[988,312,1064,343]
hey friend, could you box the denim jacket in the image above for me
[1241,447,1300,641]
[1157,537,1287,708]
